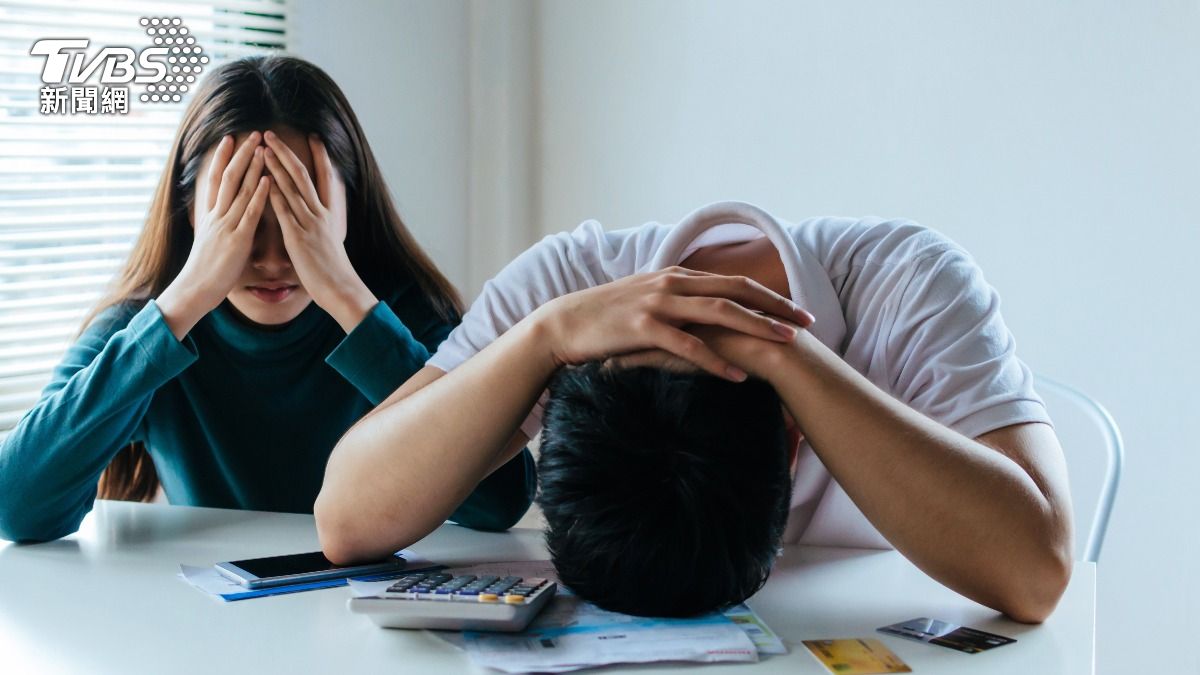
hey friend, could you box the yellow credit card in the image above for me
[802,638,912,674]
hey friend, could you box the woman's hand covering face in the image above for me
[263,131,351,307]
[183,132,272,311]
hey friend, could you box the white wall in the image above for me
[291,0,541,298]
[467,0,539,296]
[290,0,472,290]
[536,2,1198,674]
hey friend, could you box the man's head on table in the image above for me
[536,354,803,618]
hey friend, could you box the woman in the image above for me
[0,55,534,543]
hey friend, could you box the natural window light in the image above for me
[0,0,288,432]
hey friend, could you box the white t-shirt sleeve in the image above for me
[881,245,1051,439]
[426,221,634,439]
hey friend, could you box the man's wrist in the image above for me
[516,305,568,373]
[768,329,845,388]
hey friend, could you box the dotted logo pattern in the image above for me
[138,17,208,104]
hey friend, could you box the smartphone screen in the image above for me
[217,551,407,588]
[228,551,357,578]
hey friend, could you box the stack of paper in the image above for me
[463,593,784,673]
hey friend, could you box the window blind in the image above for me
[0,0,288,431]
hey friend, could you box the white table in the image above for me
[0,501,1095,674]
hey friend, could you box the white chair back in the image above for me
[1034,374,1123,562]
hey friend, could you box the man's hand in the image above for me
[602,321,802,382]
[532,269,811,382]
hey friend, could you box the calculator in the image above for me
[347,572,558,632]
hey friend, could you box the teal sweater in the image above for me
[0,288,535,543]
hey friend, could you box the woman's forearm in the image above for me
[0,302,196,542]
[764,331,1073,622]
[315,316,557,564]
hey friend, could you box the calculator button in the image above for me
[504,594,526,604]
[486,578,520,594]
[478,593,499,602]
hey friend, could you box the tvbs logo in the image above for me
[31,17,207,115]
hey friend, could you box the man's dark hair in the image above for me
[536,361,792,617]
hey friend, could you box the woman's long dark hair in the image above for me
[91,55,462,502]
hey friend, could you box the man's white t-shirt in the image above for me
[427,204,1051,549]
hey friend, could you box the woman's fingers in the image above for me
[215,131,262,215]
[657,268,813,326]
[263,130,322,213]
[264,146,316,225]
[665,295,797,343]
[204,135,234,212]
[268,183,302,233]
[308,134,340,209]
[226,146,265,221]
[237,176,272,232]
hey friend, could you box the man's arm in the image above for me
[709,327,1073,623]
[315,323,548,564]
[315,268,807,564]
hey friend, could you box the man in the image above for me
[315,201,1073,623]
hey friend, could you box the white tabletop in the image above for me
[0,501,1095,674]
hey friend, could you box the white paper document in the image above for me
[723,603,787,655]
[462,591,767,673]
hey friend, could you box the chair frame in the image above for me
[1034,374,1124,563]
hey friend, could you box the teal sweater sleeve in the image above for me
[325,301,437,406]
[0,301,197,542]
[324,296,536,531]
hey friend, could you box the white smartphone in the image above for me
[215,551,408,589]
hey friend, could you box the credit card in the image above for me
[877,617,1016,654]
[802,637,912,674]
